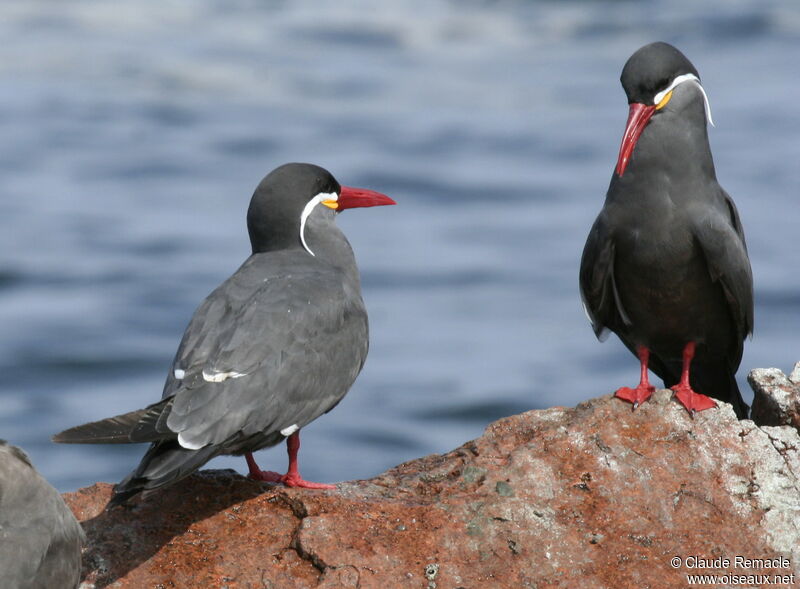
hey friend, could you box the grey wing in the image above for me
[692,190,754,355]
[164,270,368,450]
[0,442,85,589]
[579,213,629,341]
[161,287,230,400]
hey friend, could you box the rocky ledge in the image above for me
[65,365,800,588]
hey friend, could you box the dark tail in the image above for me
[52,400,173,444]
[109,440,220,507]
[51,399,220,506]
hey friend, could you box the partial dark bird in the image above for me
[580,42,753,418]
[0,440,85,589]
[54,163,395,505]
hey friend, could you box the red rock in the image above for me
[64,389,800,588]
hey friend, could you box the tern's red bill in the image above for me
[615,102,656,177]
[337,186,396,210]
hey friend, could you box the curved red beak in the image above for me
[615,102,656,177]
[338,186,396,210]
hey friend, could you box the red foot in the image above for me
[671,382,717,417]
[670,341,717,417]
[248,468,336,489]
[244,432,336,490]
[615,346,655,410]
[615,384,655,409]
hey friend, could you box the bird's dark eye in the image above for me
[656,78,670,92]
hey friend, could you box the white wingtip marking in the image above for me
[202,370,247,383]
[299,191,338,256]
[178,432,205,450]
[280,424,299,437]
[173,368,185,380]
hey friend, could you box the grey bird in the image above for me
[0,440,85,588]
[54,163,395,505]
[580,42,753,418]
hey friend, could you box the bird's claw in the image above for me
[249,469,335,490]
[615,384,655,408]
[671,383,717,417]
[282,473,336,490]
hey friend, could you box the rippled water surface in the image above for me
[1,0,798,491]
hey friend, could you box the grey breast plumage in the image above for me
[0,441,85,589]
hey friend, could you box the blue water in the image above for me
[0,1,798,492]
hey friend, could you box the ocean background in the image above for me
[0,0,797,492]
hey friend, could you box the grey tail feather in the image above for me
[53,408,150,444]
[107,440,220,508]
[52,400,173,444]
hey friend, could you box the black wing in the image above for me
[691,189,754,366]
[579,212,631,341]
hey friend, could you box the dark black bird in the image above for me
[580,42,753,418]
[54,163,395,505]
[0,440,85,588]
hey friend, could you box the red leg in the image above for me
[246,432,336,490]
[245,452,283,483]
[615,346,655,409]
[670,341,717,417]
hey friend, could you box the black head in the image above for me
[614,43,713,176]
[621,42,699,105]
[246,163,395,255]
[247,163,340,254]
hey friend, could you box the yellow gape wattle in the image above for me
[655,90,673,110]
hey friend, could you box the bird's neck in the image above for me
[632,107,717,182]
[248,210,302,254]
[302,217,363,288]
